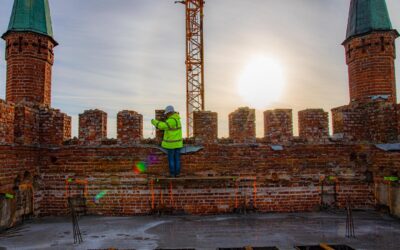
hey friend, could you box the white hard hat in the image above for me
[164,105,175,115]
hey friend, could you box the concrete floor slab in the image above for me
[0,211,399,250]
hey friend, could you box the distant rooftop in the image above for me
[2,0,55,41]
[345,0,397,41]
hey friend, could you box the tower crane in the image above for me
[175,0,205,138]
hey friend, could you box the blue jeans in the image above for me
[167,148,181,177]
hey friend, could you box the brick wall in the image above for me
[0,100,15,145]
[1,105,399,219]
[298,109,329,143]
[368,147,400,217]
[39,107,71,146]
[367,101,398,143]
[4,32,56,106]
[332,101,399,143]
[229,107,256,143]
[343,31,398,104]
[193,111,218,144]
[37,143,375,216]
[79,109,107,145]
[0,146,40,192]
[0,102,71,146]
[332,104,365,141]
[117,110,143,144]
[0,146,41,229]
[264,109,293,144]
[14,104,39,146]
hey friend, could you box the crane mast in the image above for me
[176,0,205,138]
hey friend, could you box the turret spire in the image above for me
[346,0,397,42]
[2,0,55,42]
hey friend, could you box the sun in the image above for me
[237,56,285,109]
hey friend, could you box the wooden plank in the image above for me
[320,243,335,250]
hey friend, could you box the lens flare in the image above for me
[5,193,14,199]
[94,190,108,202]
[133,161,147,174]
[147,154,158,165]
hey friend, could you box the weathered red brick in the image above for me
[13,104,39,145]
[0,99,15,144]
[79,109,107,145]
[194,111,218,144]
[33,143,382,216]
[117,110,143,144]
[264,109,293,144]
[298,109,329,143]
[229,107,256,143]
[39,107,71,146]
[344,31,398,104]
[4,32,56,106]
[332,101,398,143]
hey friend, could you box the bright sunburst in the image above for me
[237,56,285,109]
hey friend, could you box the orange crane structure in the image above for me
[176,0,205,137]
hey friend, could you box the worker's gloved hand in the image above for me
[151,119,157,126]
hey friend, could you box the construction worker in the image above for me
[151,105,183,177]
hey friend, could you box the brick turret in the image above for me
[344,0,399,104]
[332,0,400,143]
[2,0,57,106]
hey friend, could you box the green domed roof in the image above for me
[2,0,55,40]
[345,0,397,41]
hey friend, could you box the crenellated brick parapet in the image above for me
[264,109,293,144]
[0,99,15,145]
[366,102,398,143]
[2,104,400,147]
[79,109,107,145]
[229,107,256,143]
[0,100,71,146]
[332,101,399,143]
[332,104,364,141]
[49,105,398,145]
[117,110,143,144]
[38,107,71,146]
[298,109,329,143]
[2,105,400,220]
[14,104,40,145]
[193,111,218,144]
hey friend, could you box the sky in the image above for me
[1,0,400,138]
